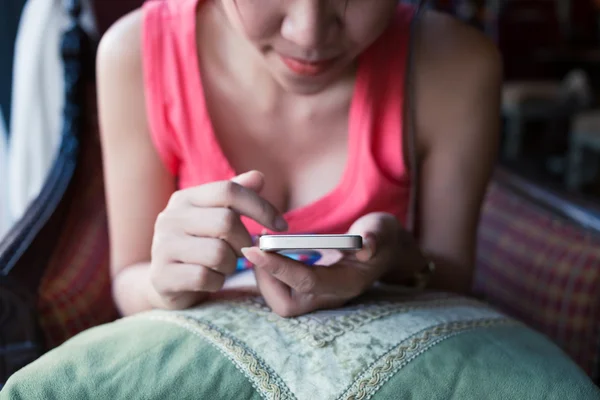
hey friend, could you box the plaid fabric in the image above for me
[37,102,118,348]
[474,181,600,380]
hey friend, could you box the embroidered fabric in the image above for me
[144,291,513,400]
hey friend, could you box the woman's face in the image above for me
[220,0,399,93]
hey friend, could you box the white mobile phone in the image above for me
[259,234,363,252]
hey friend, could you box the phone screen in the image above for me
[236,250,322,272]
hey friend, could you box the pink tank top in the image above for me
[142,0,414,236]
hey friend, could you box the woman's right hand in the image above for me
[148,170,287,310]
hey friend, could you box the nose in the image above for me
[280,0,340,53]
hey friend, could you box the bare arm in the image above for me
[386,13,502,293]
[97,11,288,316]
[97,10,178,316]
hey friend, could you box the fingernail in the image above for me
[241,247,260,263]
[274,216,288,231]
[359,234,376,261]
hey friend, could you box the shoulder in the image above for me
[96,8,150,147]
[413,11,503,149]
[96,9,144,86]
[416,10,502,87]
[96,5,179,177]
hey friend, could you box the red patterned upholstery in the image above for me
[31,0,144,354]
[33,0,145,352]
[474,181,600,378]
[36,92,118,349]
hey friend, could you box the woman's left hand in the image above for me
[242,212,411,317]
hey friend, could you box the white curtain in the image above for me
[7,0,97,225]
[0,109,9,239]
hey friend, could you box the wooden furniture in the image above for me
[502,81,563,160]
[566,110,600,191]
[494,0,563,80]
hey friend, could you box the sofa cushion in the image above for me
[37,175,117,348]
[2,290,599,399]
[474,180,600,380]
[36,94,118,348]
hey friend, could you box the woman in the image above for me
[96,0,501,318]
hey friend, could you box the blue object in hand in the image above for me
[236,250,322,272]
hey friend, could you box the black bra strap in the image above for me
[403,0,427,235]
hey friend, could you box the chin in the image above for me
[271,60,354,96]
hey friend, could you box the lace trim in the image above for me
[340,318,517,400]
[143,311,514,400]
[145,314,296,400]
[238,295,490,347]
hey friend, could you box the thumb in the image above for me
[347,213,397,262]
[231,170,265,193]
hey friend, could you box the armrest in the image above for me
[475,166,600,380]
[0,0,93,385]
[492,167,600,233]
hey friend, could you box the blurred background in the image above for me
[437,0,600,203]
[1,0,600,239]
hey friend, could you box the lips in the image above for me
[279,56,337,77]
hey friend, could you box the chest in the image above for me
[204,89,352,214]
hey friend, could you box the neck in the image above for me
[202,2,284,108]
[199,1,357,116]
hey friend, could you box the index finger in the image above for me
[178,181,288,232]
